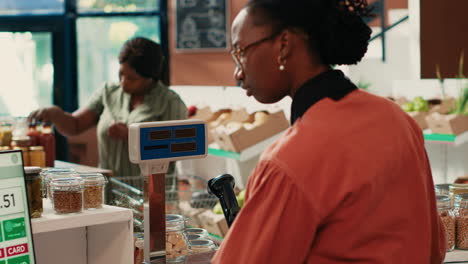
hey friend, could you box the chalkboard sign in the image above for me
[175,0,228,51]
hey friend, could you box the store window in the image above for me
[78,0,160,12]
[77,16,161,107]
[0,32,53,117]
[0,0,63,15]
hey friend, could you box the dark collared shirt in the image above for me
[290,69,357,124]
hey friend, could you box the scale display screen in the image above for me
[0,150,36,264]
[139,123,206,161]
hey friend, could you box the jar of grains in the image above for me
[166,214,189,263]
[42,168,78,199]
[50,177,84,214]
[79,173,107,209]
[24,166,43,218]
[454,193,468,249]
[437,194,455,251]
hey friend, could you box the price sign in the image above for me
[0,188,23,215]
[0,150,36,264]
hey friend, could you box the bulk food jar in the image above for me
[454,193,468,249]
[166,214,189,263]
[50,177,84,214]
[450,184,468,204]
[24,166,43,218]
[79,173,107,209]
[437,194,455,251]
[435,183,451,196]
[189,239,217,254]
[41,168,78,199]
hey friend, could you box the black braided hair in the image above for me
[245,0,373,65]
[118,37,167,83]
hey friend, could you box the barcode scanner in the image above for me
[207,174,240,227]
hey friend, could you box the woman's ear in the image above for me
[278,30,293,59]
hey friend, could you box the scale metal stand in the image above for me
[129,119,207,263]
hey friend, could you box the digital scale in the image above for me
[129,119,207,263]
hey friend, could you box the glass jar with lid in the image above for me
[11,136,31,148]
[166,214,189,263]
[1,123,13,146]
[50,177,84,214]
[41,168,78,199]
[186,228,209,239]
[24,166,43,218]
[12,146,30,166]
[454,193,468,249]
[450,184,468,204]
[188,239,217,255]
[79,173,107,209]
[435,183,451,196]
[29,146,46,168]
[437,194,455,251]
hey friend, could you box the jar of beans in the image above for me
[437,194,455,251]
[50,177,84,214]
[166,214,189,263]
[79,173,107,209]
[454,193,468,249]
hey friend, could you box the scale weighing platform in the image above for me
[129,119,207,263]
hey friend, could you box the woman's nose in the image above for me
[233,65,244,81]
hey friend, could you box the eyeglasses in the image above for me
[230,32,279,71]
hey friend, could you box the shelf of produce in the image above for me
[423,130,468,146]
[445,249,468,262]
[31,200,133,264]
[208,132,284,161]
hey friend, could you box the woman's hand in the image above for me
[28,106,63,123]
[107,122,128,140]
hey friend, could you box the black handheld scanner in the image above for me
[207,174,240,227]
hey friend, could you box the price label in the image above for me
[0,187,23,216]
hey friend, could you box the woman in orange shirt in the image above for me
[212,0,445,263]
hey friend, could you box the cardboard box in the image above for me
[198,210,228,237]
[178,201,206,228]
[426,112,468,135]
[190,107,250,144]
[408,111,429,130]
[213,109,290,153]
[428,97,456,115]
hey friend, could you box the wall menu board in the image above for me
[0,150,36,264]
[175,0,228,51]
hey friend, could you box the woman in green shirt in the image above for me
[28,37,188,177]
